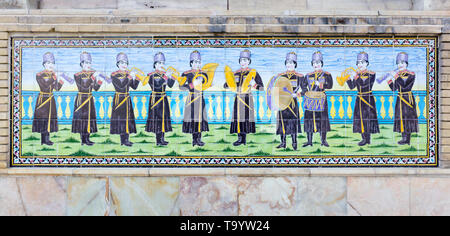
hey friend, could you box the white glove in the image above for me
[193,78,202,87]
[130,71,137,79]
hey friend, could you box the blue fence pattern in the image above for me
[21,90,428,125]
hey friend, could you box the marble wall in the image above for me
[1,176,449,216]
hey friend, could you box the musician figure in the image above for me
[347,52,380,146]
[110,52,139,147]
[300,51,333,147]
[180,51,210,146]
[275,52,303,150]
[72,52,103,146]
[387,52,418,145]
[32,52,64,146]
[145,52,176,146]
[223,49,264,146]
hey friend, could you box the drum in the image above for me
[303,91,326,112]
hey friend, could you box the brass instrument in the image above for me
[224,66,257,93]
[162,66,187,85]
[241,69,257,93]
[193,63,219,91]
[336,67,357,87]
[225,65,237,92]
[266,75,294,111]
[128,67,150,86]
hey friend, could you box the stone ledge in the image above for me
[0,9,449,17]
[0,168,449,177]
[0,23,444,34]
[0,15,447,26]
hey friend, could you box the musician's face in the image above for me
[155,61,165,71]
[397,61,407,71]
[118,61,128,71]
[312,60,322,71]
[240,58,250,69]
[82,62,92,71]
[357,60,368,71]
[192,60,201,70]
[44,62,55,71]
[286,60,296,71]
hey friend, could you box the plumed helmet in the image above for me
[43,52,55,64]
[190,50,201,61]
[357,51,369,62]
[286,52,297,62]
[312,51,323,63]
[80,51,92,64]
[154,52,165,63]
[240,49,251,60]
[116,52,128,63]
[396,52,408,64]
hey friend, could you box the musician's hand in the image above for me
[130,71,137,79]
[193,78,202,87]
[389,71,396,78]
[319,82,324,89]
[97,80,103,85]
[58,79,64,85]
[349,70,357,80]
[388,79,393,85]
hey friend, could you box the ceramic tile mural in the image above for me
[10,37,438,167]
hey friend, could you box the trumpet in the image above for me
[161,66,187,85]
[128,67,150,86]
[337,67,357,87]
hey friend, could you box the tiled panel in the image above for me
[10,37,438,167]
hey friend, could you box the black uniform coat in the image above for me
[72,71,102,134]
[346,70,380,134]
[388,70,419,134]
[224,68,264,134]
[276,71,303,135]
[145,70,176,133]
[180,70,209,134]
[110,70,140,135]
[32,70,63,133]
[300,70,333,133]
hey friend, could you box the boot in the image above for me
[302,132,313,147]
[358,133,370,146]
[86,133,95,145]
[277,135,287,149]
[81,134,93,146]
[233,133,246,146]
[398,133,411,145]
[366,133,371,145]
[156,133,163,146]
[192,133,198,146]
[120,134,133,147]
[196,133,205,147]
[161,133,169,145]
[292,134,298,151]
[41,132,53,146]
[321,132,329,147]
